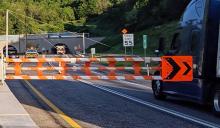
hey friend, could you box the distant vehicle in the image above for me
[8,50,18,58]
[151,0,220,115]
[25,49,38,58]
[3,46,18,58]
[56,45,66,55]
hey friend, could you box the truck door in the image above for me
[162,0,207,100]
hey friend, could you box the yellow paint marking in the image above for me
[24,80,81,128]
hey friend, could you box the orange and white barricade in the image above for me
[5,56,193,81]
[5,57,162,80]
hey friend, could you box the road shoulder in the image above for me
[0,81,38,128]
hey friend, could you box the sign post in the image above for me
[5,10,9,58]
[91,48,95,58]
[143,35,148,70]
[123,34,134,55]
[82,33,86,54]
[143,35,148,49]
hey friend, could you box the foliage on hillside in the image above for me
[87,21,179,56]
[0,0,75,34]
[83,0,190,35]
[0,0,190,35]
[0,0,125,34]
[83,0,190,54]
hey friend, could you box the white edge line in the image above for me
[0,114,29,116]
[118,80,152,90]
[79,80,220,128]
[92,70,152,89]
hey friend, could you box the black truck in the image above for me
[152,0,220,115]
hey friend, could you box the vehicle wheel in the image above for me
[213,90,220,116]
[152,80,166,100]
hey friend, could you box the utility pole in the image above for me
[83,33,85,54]
[19,34,21,53]
[6,9,9,58]
[25,0,28,52]
[1,50,3,84]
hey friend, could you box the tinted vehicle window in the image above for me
[181,0,206,27]
[171,33,180,50]
[168,33,181,55]
[27,50,37,53]
[190,31,199,56]
[195,0,204,17]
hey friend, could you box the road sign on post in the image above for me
[143,35,148,49]
[121,28,128,34]
[143,35,148,67]
[123,34,134,47]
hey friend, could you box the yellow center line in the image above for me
[24,80,81,128]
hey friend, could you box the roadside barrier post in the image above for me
[84,62,92,75]
[37,62,43,76]
[61,62,66,75]
[15,62,21,76]
[133,62,141,76]
[147,64,150,76]
[108,61,116,76]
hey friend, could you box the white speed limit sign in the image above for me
[123,34,134,47]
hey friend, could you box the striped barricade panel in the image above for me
[5,75,162,80]
[6,57,161,63]
[5,57,162,80]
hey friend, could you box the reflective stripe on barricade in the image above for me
[5,57,162,80]
[6,57,161,62]
[6,75,162,80]
[6,66,161,71]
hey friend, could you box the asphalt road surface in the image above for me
[5,60,220,128]
[5,78,220,128]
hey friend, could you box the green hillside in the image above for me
[103,21,179,56]
[0,0,190,55]
[68,0,190,55]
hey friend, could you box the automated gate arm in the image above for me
[5,56,193,81]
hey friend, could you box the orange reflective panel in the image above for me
[162,56,193,82]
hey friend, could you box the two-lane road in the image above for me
[6,78,220,128]
[5,59,220,128]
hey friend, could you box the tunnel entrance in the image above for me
[51,43,70,54]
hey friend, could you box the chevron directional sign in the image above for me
[162,56,193,81]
